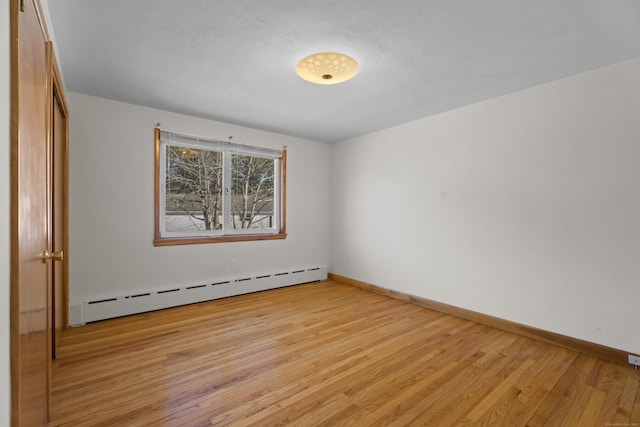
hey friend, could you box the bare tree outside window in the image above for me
[166,146,223,231]
[231,154,275,229]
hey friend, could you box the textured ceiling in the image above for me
[47,1,640,143]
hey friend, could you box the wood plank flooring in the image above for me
[50,281,640,426]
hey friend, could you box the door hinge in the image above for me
[20,0,25,12]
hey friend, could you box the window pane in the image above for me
[230,154,275,230]
[165,145,223,231]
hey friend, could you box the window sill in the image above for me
[154,232,287,246]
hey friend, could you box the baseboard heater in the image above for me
[72,266,327,325]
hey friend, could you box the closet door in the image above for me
[51,50,69,360]
[11,0,52,424]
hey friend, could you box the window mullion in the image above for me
[222,150,232,232]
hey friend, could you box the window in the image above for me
[154,129,286,245]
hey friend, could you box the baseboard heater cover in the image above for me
[74,266,327,325]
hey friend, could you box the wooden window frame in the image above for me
[153,128,287,246]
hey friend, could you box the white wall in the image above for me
[68,93,331,304]
[331,58,640,354]
[1,0,11,422]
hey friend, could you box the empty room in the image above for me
[4,0,640,425]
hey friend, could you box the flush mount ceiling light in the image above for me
[296,52,359,85]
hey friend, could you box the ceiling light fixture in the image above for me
[296,52,359,85]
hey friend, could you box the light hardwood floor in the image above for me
[50,281,640,426]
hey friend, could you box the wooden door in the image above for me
[10,0,52,424]
[51,46,69,359]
